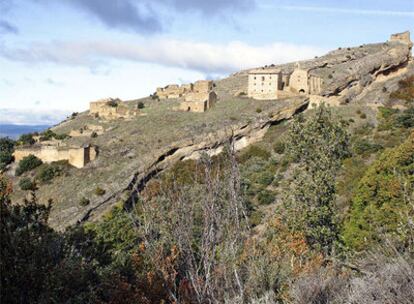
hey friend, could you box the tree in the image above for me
[0,137,15,170]
[15,154,43,176]
[343,132,414,251]
[282,104,350,255]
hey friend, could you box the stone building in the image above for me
[14,144,97,169]
[156,85,186,99]
[390,31,413,48]
[247,68,282,100]
[156,80,214,100]
[89,98,139,120]
[178,91,217,112]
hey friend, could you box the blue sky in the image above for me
[0,0,413,124]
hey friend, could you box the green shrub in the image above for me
[353,139,383,156]
[19,177,36,191]
[343,133,414,251]
[39,129,69,141]
[137,102,145,109]
[18,133,35,145]
[94,187,106,196]
[36,164,62,183]
[249,209,264,227]
[257,171,274,186]
[0,137,15,170]
[239,145,271,163]
[273,141,285,154]
[91,131,98,138]
[16,155,42,176]
[359,113,367,119]
[79,197,90,207]
[256,108,262,113]
[257,190,275,205]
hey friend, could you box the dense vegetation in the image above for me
[1,77,413,303]
[0,137,15,171]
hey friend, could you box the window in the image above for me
[262,76,265,81]
[254,76,256,80]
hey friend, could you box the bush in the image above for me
[39,129,69,141]
[239,146,271,163]
[16,155,43,176]
[137,102,145,109]
[91,131,98,138]
[36,164,62,183]
[257,171,274,186]
[256,108,262,113]
[18,133,35,145]
[353,139,383,156]
[94,187,106,196]
[359,113,367,119]
[257,190,275,205]
[273,141,285,154]
[19,177,36,191]
[0,137,15,170]
[79,197,90,207]
[343,133,414,251]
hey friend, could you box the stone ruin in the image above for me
[69,124,105,137]
[176,80,217,112]
[14,142,97,169]
[390,31,413,48]
[89,98,139,120]
[156,80,217,112]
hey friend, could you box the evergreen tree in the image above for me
[283,104,350,255]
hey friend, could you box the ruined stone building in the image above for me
[247,68,282,100]
[69,124,105,137]
[390,31,413,48]
[178,91,217,112]
[177,80,217,112]
[89,98,139,120]
[14,143,97,169]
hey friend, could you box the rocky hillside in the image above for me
[9,34,413,229]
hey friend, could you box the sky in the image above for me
[0,0,413,125]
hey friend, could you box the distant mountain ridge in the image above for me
[0,124,50,139]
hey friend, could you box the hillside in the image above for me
[6,33,414,230]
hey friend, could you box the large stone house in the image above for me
[247,68,282,100]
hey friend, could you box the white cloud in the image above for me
[268,5,414,17]
[0,38,325,74]
[0,108,70,125]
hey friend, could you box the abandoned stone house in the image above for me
[178,91,217,112]
[89,98,139,120]
[247,68,282,100]
[156,80,214,100]
[14,143,97,169]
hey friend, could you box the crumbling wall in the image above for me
[14,145,97,168]
[89,98,138,120]
[289,69,309,93]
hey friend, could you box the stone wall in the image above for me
[247,69,282,100]
[89,98,139,120]
[289,68,309,93]
[156,80,214,99]
[179,91,217,112]
[390,31,412,48]
[14,145,97,169]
